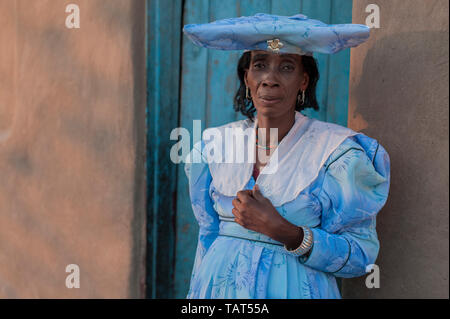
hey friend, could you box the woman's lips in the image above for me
[259,96,282,105]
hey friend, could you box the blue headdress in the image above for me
[183,13,370,55]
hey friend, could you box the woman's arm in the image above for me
[232,138,390,277]
[298,145,390,277]
[184,141,220,284]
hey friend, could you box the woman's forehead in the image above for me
[250,50,301,60]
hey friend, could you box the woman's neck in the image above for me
[256,109,296,146]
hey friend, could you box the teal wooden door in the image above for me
[147,0,353,298]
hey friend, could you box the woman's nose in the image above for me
[262,79,279,87]
[261,70,280,87]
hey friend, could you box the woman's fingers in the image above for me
[232,198,242,210]
[232,207,243,225]
[236,190,253,204]
[252,184,265,201]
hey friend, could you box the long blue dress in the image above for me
[184,112,390,299]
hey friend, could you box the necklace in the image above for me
[255,136,277,150]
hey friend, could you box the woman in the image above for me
[182,13,390,299]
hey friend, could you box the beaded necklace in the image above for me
[255,126,278,150]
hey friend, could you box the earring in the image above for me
[297,90,305,105]
[246,86,252,100]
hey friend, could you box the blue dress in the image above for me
[184,112,390,299]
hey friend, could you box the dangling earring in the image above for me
[297,90,305,105]
[246,86,252,100]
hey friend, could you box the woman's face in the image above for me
[244,50,309,117]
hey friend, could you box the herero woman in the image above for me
[182,13,390,298]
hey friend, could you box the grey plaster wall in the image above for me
[344,0,449,298]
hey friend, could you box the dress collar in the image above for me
[204,111,357,206]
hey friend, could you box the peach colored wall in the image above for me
[0,0,147,298]
[344,0,449,298]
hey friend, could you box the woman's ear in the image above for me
[301,72,310,91]
[244,69,249,87]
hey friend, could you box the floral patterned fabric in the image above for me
[184,117,390,299]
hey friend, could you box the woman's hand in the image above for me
[231,184,303,249]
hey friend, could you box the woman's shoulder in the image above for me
[303,117,388,171]
[322,127,390,178]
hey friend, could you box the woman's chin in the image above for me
[254,103,285,117]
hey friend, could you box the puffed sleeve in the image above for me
[184,140,220,282]
[299,135,390,278]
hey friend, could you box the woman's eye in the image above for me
[282,64,295,71]
[253,63,265,69]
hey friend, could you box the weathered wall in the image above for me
[345,0,449,298]
[0,0,147,298]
